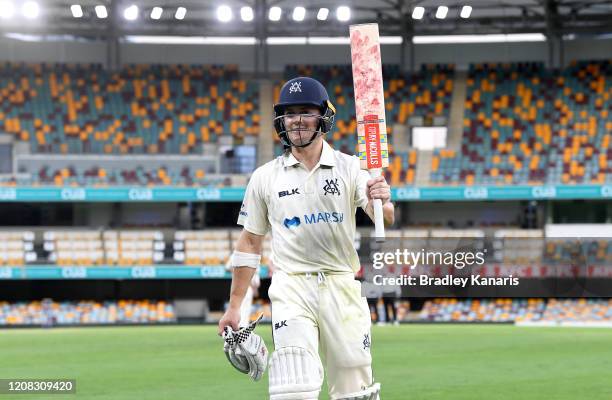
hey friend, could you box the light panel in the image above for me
[412,6,424,20]
[292,6,305,22]
[217,5,232,22]
[240,6,253,22]
[95,5,107,19]
[336,6,350,21]
[269,6,281,21]
[175,7,186,20]
[151,6,162,20]
[317,8,328,21]
[70,4,83,18]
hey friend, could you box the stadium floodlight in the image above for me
[22,1,39,19]
[70,4,83,18]
[336,6,350,21]
[175,7,186,20]
[95,5,107,19]
[380,36,403,44]
[0,1,15,19]
[435,6,448,19]
[267,37,307,45]
[266,36,401,45]
[413,33,546,44]
[150,6,162,20]
[217,5,232,22]
[309,36,350,45]
[460,5,472,19]
[268,6,281,21]
[292,6,305,22]
[125,35,257,45]
[124,4,138,20]
[240,6,253,22]
[412,6,424,20]
[317,7,328,21]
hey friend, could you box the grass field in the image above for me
[1,324,611,399]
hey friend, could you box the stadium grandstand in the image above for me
[0,1,610,398]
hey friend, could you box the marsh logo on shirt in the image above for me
[283,216,301,229]
[303,211,344,224]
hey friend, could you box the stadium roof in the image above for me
[0,1,611,40]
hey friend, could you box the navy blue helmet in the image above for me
[273,77,336,148]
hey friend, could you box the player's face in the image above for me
[283,105,321,147]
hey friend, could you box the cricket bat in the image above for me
[350,23,389,242]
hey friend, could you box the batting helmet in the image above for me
[273,77,336,148]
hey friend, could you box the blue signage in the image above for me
[0,185,609,202]
[0,265,269,280]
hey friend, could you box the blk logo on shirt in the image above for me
[279,188,300,198]
[274,320,288,330]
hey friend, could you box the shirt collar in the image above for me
[319,140,336,167]
[282,140,336,168]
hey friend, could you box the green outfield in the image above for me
[1,324,611,399]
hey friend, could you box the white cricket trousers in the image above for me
[269,270,374,398]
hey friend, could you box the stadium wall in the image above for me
[0,37,610,70]
[406,202,525,227]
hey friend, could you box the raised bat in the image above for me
[350,23,389,242]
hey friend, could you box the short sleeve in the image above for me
[353,157,370,211]
[237,169,270,235]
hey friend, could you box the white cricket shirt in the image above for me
[237,140,371,274]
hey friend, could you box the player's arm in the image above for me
[218,229,264,335]
[365,176,395,227]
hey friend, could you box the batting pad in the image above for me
[333,382,381,400]
[269,346,323,400]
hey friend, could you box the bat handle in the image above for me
[370,168,385,242]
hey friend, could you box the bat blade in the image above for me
[350,23,389,171]
[350,23,388,242]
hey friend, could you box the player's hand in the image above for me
[366,176,391,205]
[218,307,241,336]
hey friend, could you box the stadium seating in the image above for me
[0,63,259,154]
[0,231,36,265]
[3,227,606,269]
[103,230,165,266]
[9,165,229,187]
[419,298,545,322]
[0,300,175,325]
[517,298,612,323]
[44,230,104,266]
[493,229,544,264]
[173,230,230,265]
[387,150,418,185]
[431,61,612,185]
[544,238,611,265]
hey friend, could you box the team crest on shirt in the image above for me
[323,178,341,196]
